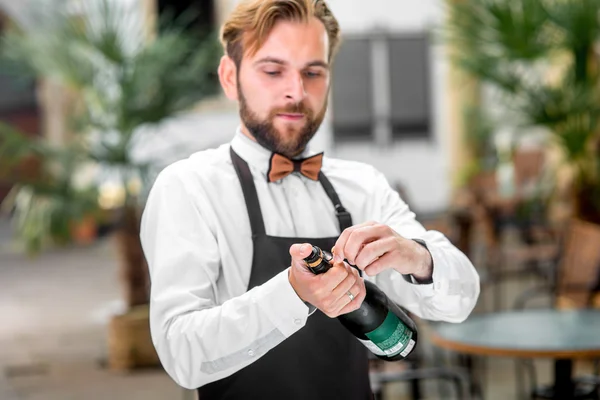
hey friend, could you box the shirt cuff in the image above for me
[420,242,478,298]
[304,302,318,316]
[402,238,434,285]
[394,241,453,297]
[254,268,310,337]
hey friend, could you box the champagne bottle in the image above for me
[304,245,418,361]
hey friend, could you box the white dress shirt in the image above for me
[140,129,480,390]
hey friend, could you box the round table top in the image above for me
[430,309,600,359]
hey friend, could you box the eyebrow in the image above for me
[306,60,329,69]
[253,57,329,69]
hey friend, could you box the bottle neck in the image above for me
[304,246,333,275]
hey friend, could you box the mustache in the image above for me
[270,103,312,116]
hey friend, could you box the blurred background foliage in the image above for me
[0,0,221,307]
[445,0,600,223]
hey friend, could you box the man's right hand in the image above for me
[288,243,366,318]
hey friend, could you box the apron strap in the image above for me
[318,172,353,231]
[230,146,267,236]
[230,147,354,235]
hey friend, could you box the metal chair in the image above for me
[368,350,472,400]
[369,365,472,400]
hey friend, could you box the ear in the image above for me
[218,55,239,101]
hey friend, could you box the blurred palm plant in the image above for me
[445,0,600,223]
[457,103,498,187]
[0,0,221,308]
[0,121,101,250]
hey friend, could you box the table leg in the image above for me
[553,359,574,400]
[458,354,485,399]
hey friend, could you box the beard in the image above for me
[238,85,327,158]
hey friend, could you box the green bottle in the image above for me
[304,245,418,361]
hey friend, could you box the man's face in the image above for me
[236,18,330,158]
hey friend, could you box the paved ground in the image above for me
[0,215,190,400]
[0,214,591,400]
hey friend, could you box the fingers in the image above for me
[363,251,395,277]
[321,262,351,292]
[353,236,397,271]
[322,266,366,317]
[319,265,354,316]
[330,264,359,304]
[289,242,315,271]
[334,222,394,265]
[288,243,351,313]
[289,242,314,260]
[333,221,378,262]
[288,243,367,318]
[338,268,363,309]
[337,274,367,315]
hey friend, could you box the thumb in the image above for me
[289,243,314,270]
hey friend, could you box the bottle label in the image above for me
[364,311,414,357]
[357,338,387,356]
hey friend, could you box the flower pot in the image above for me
[70,215,97,245]
[107,304,160,371]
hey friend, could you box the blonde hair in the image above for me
[221,0,341,67]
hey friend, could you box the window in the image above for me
[157,0,215,36]
[330,33,431,144]
[156,0,219,95]
[330,38,373,141]
[389,36,431,139]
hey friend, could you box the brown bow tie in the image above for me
[267,152,324,183]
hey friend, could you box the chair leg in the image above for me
[515,360,526,400]
[515,360,537,400]
[433,348,479,399]
[434,347,450,399]
[446,368,472,400]
[452,375,467,400]
[370,367,471,400]
[408,361,423,400]
[409,376,422,399]
[592,359,600,400]
[458,354,486,399]
[372,389,383,400]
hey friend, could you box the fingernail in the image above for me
[334,254,343,263]
[300,244,307,253]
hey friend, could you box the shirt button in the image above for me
[247,349,255,357]
[294,318,302,325]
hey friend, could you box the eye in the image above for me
[264,71,281,77]
[304,70,322,78]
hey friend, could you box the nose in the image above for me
[285,71,307,103]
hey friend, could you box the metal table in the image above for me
[430,309,600,399]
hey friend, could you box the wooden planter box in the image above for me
[107,304,161,371]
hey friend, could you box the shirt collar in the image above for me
[230,126,320,178]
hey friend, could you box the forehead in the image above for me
[246,17,329,65]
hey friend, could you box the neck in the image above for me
[240,124,256,142]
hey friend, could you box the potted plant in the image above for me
[0,0,220,369]
[444,0,600,224]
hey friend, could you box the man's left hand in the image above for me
[332,221,433,281]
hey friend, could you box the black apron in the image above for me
[197,147,371,399]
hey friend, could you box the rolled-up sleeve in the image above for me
[369,169,480,323]
[140,165,309,389]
